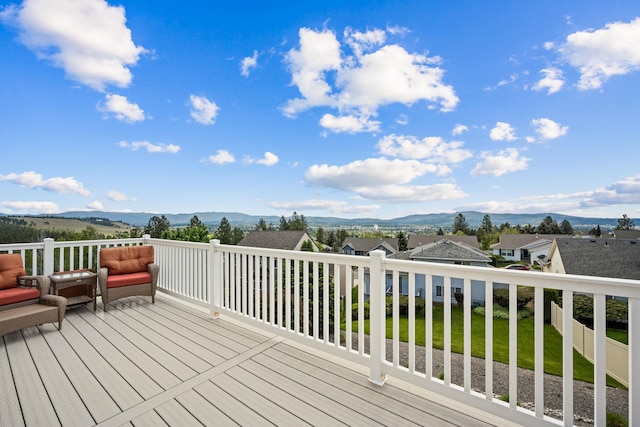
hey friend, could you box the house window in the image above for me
[436,286,442,297]
[501,249,514,257]
[451,287,462,296]
[454,260,470,266]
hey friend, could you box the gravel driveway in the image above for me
[348,335,628,426]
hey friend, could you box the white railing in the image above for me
[2,236,639,427]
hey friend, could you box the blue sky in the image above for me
[1,0,640,220]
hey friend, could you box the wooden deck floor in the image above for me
[1,294,517,427]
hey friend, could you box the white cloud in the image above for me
[396,114,409,125]
[343,27,386,57]
[106,190,135,201]
[530,118,569,140]
[532,67,565,94]
[245,151,279,166]
[319,113,380,134]
[268,199,381,214]
[189,94,219,125]
[452,124,468,135]
[203,149,235,165]
[1,200,60,214]
[87,200,103,210]
[118,140,180,153]
[282,26,458,132]
[0,0,146,91]
[304,157,467,202]
[0,171,90,195]
[489,122,517,141]
[97,94,145,123]
[240,50,258,77]
[459,175,640,214]
[470,148,529,177]
[377,134,471,166]
[557,18,640,90]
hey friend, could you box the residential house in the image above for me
[238,230,317,251]
[614,229,640,240]
[341,237,398,256]
[364,239,499,305]
[407,233,479,249]
[490,233,568,264]
[543,237,640,280]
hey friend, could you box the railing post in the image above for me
[210,239,223,319]
[629,296,640,426]
[142,234,151,244]
[43,238,54,276]
[368,250,386,386]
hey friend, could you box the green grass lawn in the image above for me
[351,304,625,388]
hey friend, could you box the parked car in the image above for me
[504,264,530,270]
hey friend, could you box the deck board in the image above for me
[0,335,26,427]
[109,302,221,370]
[41,321,121,423]
[4,329,60,426]
[174,388,239,426]
[64,311,164,400]
[0,294,515,427]
[24,328,95,426]
[59,312,144,411]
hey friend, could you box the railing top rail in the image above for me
[214,242,372,268]
[383,256,640,297]
[0,242,44,251]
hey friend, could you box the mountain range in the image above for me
[2,210,629,231]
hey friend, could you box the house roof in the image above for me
[407,234,479,249]
[491,234,568,250]
[614,229,640,239]
[238,230,311,250]
[552,237,640,280]
[391,239,490,263]
[341,237,399,253]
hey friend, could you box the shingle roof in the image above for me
[238,230,310,250]
[407,234,479,249]
[553,238,640,280]
[491,234,568,250]
[614,230,640,240]
[341,237,399,252]
[390,239,490,263]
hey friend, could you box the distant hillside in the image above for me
[0,216,131,236]
[0,210,629,231]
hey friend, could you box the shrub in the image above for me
[493,287,534,311]
[606,299,628,324]
[351,302,370,320]
[385,295,425,316]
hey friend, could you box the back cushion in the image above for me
[0,254,26,290]
[100,246,154,275]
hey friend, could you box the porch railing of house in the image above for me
[2,237,639,427]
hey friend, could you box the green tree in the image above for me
[316,227,326,244]
[616,214,635,230]
[396,231,408,251]
[452,213,470,235]
[255,218,272,230]
[215,217,233,244]
[144,215,170,238]
[559,219,573,235]
[536,216,560,234]
[231,227,245,245]
[301,239,314,251]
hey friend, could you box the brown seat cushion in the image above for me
[100,246,154,275]
[0,287,40,306]
[0,254,27,290]
[106,272,152,288]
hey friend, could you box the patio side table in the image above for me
[49,269,97,310]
